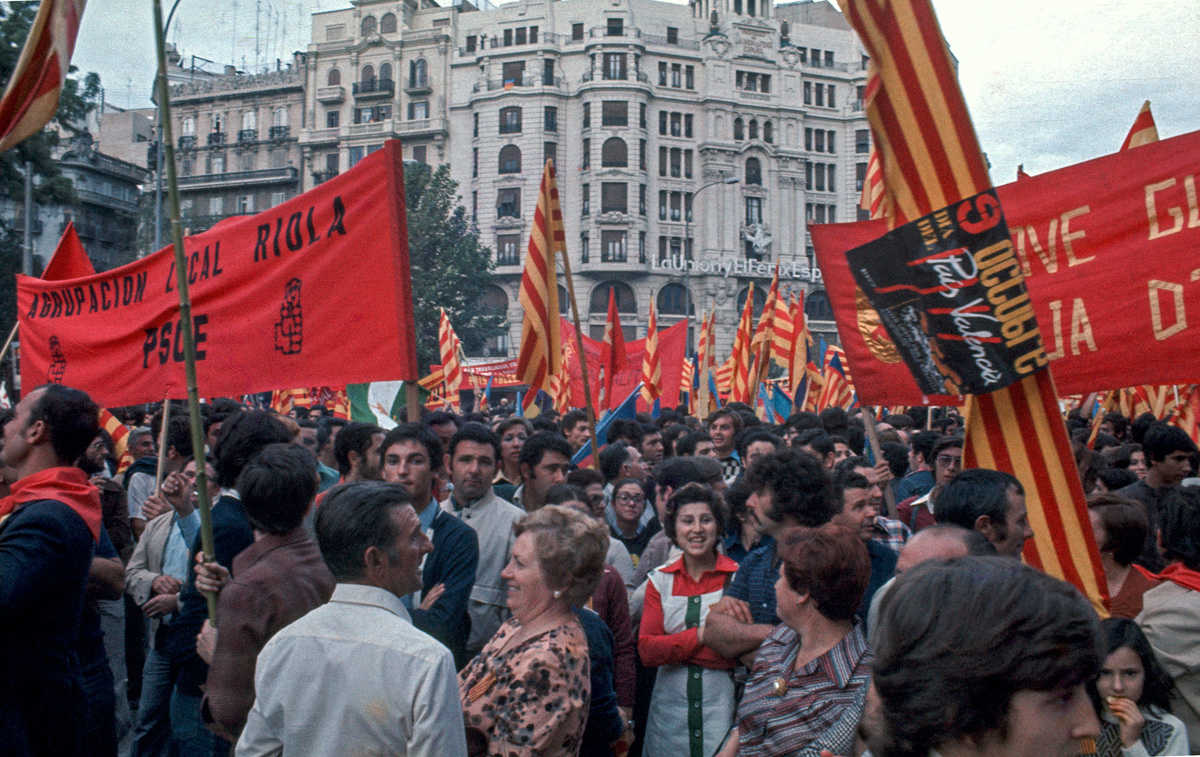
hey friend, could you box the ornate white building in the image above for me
[296,0,871,359]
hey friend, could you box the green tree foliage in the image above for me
[0,4,102,340]
[403,161,503,372]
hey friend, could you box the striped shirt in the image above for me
[736,622,872,756]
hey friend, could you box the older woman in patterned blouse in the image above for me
[459,505,609,756]
[719,523,873,757]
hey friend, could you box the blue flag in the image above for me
[571,383,642,467]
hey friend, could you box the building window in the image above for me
[238,194,254,214]
[827,85,836,107]
[543,59,554,85]
[824,50,834,67]
[734,118,744,140]
[572,22,584,40]
[670,113,681,136]
[856,161,867,191]
[582,138,590,169]
[746,196,763,224]
[210,153,225,173]
[810,48,821,66]
[601,230,627,262]
[327,68,341,86]
[582,103,590,128]
[581,232,589,263]
[472,147,478,177]
[325,153,339,174]
[472,190,478,219]
[659,146,667,176]
[410,59,428,88]
[381,12,396,33]
[497,234,521,265]
[544,106,558,132]
[606,17,623,36]
[736,70,771,93]
[499,106,522,134]
[815,130,825,152]
[671,63,681,87]
[685,114,694,138]
[659,111,668,135]
[209,196,224,215]
[408,101,428,120]
[658,283,691,314]
[640,103,647,129]
[466,35,477,52]
[502,61,525,86]
[270,191,286,206]
[544,141,557,165]
[603,53,627,80]
[601,137,627,167]
[827,130,836,153]
[349,146,364,167]
[815,164,825,191]
[666,26,678,44]
[746,157,762,185]
[856,129,870,153]
[685,66,694,89]
[658,190,667,220]
[360,64,375,86]
[639,184,647,216]
[748,119,758,140]
[503,28,513,46]
[530,26,538,43]
[805,128,813,151]
[361,16,376,36]
[658,62,668,86]
[639,139,646,170]
[473,113,479,137]
[602,101,628,126]
[684,149,693,178]
[827,164,836,192]
[582,183,590,215]
[815,83,824,107]
[763,120,773,143]
[804,81,812,104]
[639,231,647,263]
[412,145,427,164]
[498,144,522,173]
[669,147,680,177]
[601,182,627,213]
[497,187,520,217]
[326,110,339,128]
[670,192,681,221]
[515,27,527,45]
[805,162,813,190]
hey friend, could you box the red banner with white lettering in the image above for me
[812,128,1200,406]
[17,140,418,406]
[561,317,688,412]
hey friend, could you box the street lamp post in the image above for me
[683,175,739,340]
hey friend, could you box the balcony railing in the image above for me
[472,76,564,93]
[238,129,257,143]
[405,77,432,94]
[176,166,298,189]
[352,78,395,97]
[207,131,226,146]
[312,169,339,185]
[269,125,290,140]
[178,135,197,150]
[316,85,345,103]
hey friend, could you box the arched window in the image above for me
[410,59,428,87]
[379,63,393,85]
[763,120,773,143]
[736,285,768,318]
[380,12,397,33]
[361,15,376,36]
[558,284,570,314]
[601,137,627,167]
[805,289,835,320]
[657,283,693,315]
[498,144,522,174]
[273,107,287,127]
[733,118,744,140]
[589,281,637,314]
[749,119,759,140]
[479,285,509,316]
[182,116,195,135]
[327,68,341,86]
[746,157,762,185]
[360,64,375,84]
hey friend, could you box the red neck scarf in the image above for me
[0,467,102,542]
[1156,562,1200,593]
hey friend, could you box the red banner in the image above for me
[561,318,687,412]
[18,140,417,406]
[812,129,1200,406]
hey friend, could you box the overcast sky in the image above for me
[72,0,1198,183]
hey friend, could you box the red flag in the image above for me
[729,287,755,403]
[515,160,565,410]
[1120,100,1159,151]
[43,222,96,280]
[0,0,87,152]
[640,301,661,405]
[598,288,627,410]
[839,0,1107,614]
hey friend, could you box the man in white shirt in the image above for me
[237,481,467,756]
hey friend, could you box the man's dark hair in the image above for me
[831,468,872,510]
[314,481,412,581]
[743,448,835,527]
[29,384,99,465]
[315,417,347,453]
[1096,467,1138,492]
[495,416,532,440]
[910,430,940,468]
[607,419,643,447]
[1142,422,1198,464]
[1130,412,1157,445]
[566,467,604,489]
[530,416,559,434]
[931,435,964,461]
[560,409,588,433]
[674,430,711,457]
[213,410,293,489]
[519,431,572,470]
[819,407,848,435]
[934,468,1022,532]
[203,398,243,435]
[661,423,690,458]
[545,483,588,507]
[447,422,501,461]
[707,407,743,434]
[333,422,383,476]
[237,443,318,534]
[736,428,782,459]
[598,442,631,483]
[881,441,910,479]
[1100,442,1141,470]
[1159,485,1200,570]
[885,413,914,430]
[784,411,822,433]
[1086,493,1147,567]
[871,557,1102,757]
[424,410,459,430]
[380,423,443,473]
[656,456,704,491]
[1101,411,1129,440]
[165,415,194,459]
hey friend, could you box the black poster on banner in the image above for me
[845,190,1048,396]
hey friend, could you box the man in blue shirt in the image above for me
[702,449,837,665]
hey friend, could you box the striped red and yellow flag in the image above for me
[839,0,1107,614]
[1169,385,1200,445]
[788,293,812,397]
[1085,390,1117,449]
[800,360,823,413]
[0,0,87,152]
[695,311,717,417]
[679,356,695,409]
[770,288,795,370]
[748,266,780,392]
[515,160,565,410]
[1120,100,1159,151]
[640,301,662,405]
[815,345,856,412]
[417,366,445,393]
[859,146,892,220]
[550,361,571,415]
[98,407,135,474]
[438,308,464,409]
[728,287,756,403]
[327,387,351,420]
[269,387,309,415]
[716,355,735,399]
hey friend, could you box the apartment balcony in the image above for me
[352,79,394,99]
[269,125,290,140]
[238,129,257,143]
[393,117,448,138]
[316,85,345,104]
[178,135,197,150]
[299,127,339,146]
[176,166,298,191]
[471,76,565,94]
[75,187,139,215]
[404,78,432,95]
[312,169,339,185]
[207,131,226,146]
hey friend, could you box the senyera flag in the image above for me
[17,139,418,406]
[0,0,87,152]
[515,159,565,410]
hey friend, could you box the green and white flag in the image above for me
[347,381,408,429]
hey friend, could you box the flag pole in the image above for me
[557,246,602,469]
[861,406,896,518]
[153,0,217,622]
[154,396,171,488]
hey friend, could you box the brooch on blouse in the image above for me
[771,677,788,697]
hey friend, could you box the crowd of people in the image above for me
[2,384,1199,757]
